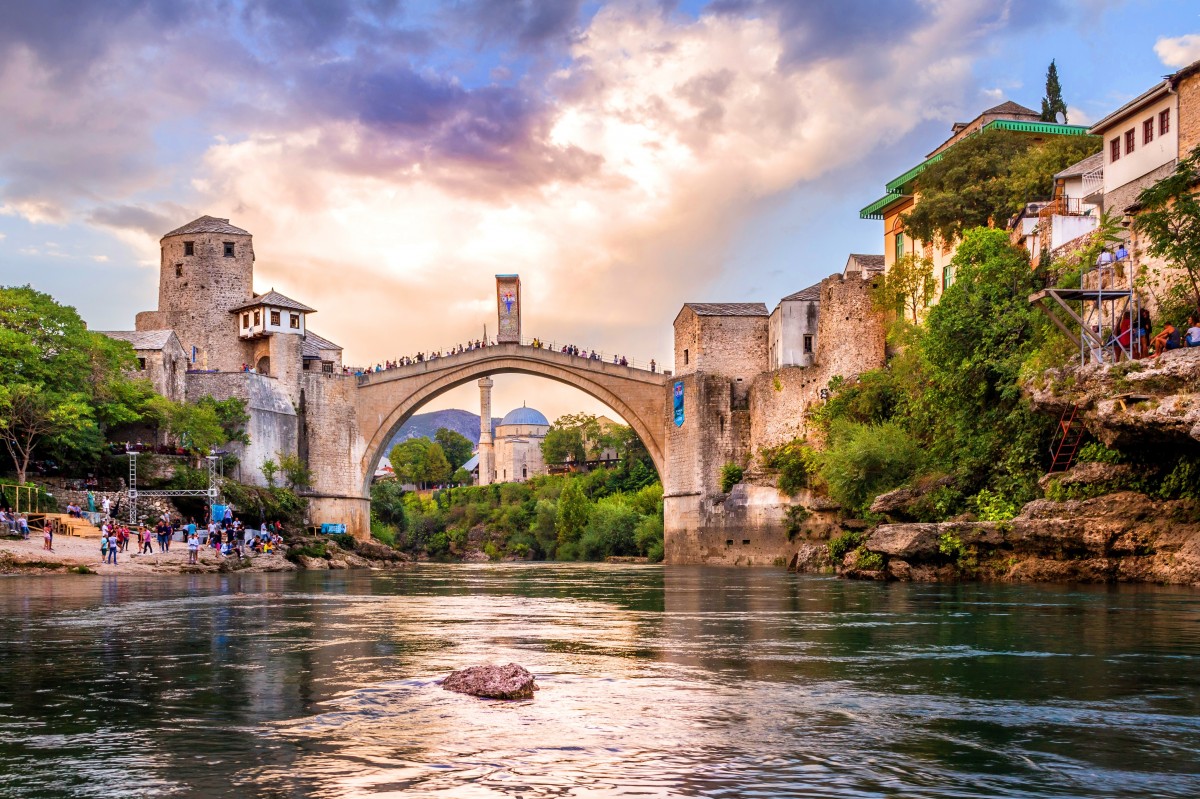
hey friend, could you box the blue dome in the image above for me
[499,406,549,426]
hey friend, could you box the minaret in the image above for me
[477,377,495,486]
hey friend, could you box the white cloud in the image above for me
[0,232,6,241]
[92,255,110,262]
[1155,33,1200,68]
[1066,105,1092,126]
[193,3,997,377]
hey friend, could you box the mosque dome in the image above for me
[499,405,550,427]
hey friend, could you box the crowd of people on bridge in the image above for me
[348,337,658,377]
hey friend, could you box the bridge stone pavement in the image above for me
[306,343,669,536]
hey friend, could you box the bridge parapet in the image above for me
[355,343,666,387]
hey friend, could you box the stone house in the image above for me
[860,101,1092,305]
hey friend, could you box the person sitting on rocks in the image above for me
[1151,321,1180,358]
[1186,317,1200,348]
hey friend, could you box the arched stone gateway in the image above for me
[306,344,668,537]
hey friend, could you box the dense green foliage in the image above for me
[434,427,474,470]
[901,130,1100,245]
[800,228,1058,518]
[389,437,453,487]
[148,395,249,455]
[0,285,154,483]
[370,464,663,563]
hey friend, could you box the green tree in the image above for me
[875,254,935,323]
[434,427,474,470]
[277,451,312,491]
[902,129,1100,245]
[371,478,408,531]
[425,442,452,486]
[388,437,451,487]
[147,396,227,454]
[0,385,93,484]
[261,458,279,488]
[1133,145,1200,306]
[555,479,590,550]
[542,413,592,464]
[1039,60,1068,123]
[0,286,151,481]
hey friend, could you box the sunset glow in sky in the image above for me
[2,1,1199,420]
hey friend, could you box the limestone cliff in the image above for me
[838,491,1200,586]
[1027,347,1200,447]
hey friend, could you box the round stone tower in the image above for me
[139,216,255,372]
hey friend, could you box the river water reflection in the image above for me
[0,565,1198,797]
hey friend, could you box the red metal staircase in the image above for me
[1049,405,1084,473]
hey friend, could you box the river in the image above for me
[0,565,1197,798]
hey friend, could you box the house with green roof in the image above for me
[859,101,1090,305]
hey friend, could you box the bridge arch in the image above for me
[354,346,668,496]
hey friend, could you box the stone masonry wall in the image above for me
[185,372,297,487]
[301,373,361,498]
[813,271,885,384]
[1178,72,1200,159]
[672,308,768,380]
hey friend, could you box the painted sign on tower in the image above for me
[496,274,521,343]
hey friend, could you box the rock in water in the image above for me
[442,663,538,699]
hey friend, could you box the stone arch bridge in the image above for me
[306,343,668,533]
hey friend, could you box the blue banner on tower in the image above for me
[673,381,684,427]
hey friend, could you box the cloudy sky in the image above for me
[2,0,1199,422]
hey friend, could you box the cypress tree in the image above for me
[1040,60,1068,123]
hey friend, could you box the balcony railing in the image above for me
[1082,167,1104,197]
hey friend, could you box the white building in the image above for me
[768,282,821,368]
[493,406,550,483]
[1088,78,1179,216]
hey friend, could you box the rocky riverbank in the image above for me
[0,534,410,576]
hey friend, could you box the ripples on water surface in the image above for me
[0,565,1197,798]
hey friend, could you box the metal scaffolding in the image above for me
[1029,257,1142,363]
[126,453,221,524]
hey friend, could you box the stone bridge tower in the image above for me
[136,216,254,372]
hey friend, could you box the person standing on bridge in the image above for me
[650,359,656,373]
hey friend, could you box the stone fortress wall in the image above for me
[663,271,886,565]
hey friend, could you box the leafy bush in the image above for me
[720,462,744,493]
[579,500,640,560]
[370,520,396,547]
[819,420,924,515]
[1076,442,1122,464]
[784,505,810,540]
[972,488,1022,521]
[761,440,819,495]
[828,531,862,562]
[853,547,884,571]
[937,532,967,561]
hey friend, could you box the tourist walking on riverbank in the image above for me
[42,525,52,551]
[187,531,200,564]
[140,526,153,554]
[106,531,118,565]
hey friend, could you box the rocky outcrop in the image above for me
[442,664,538,700]
[869,475,956,521]
[1027,348,1200,447]
[849,491,1200,585]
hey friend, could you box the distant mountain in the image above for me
[387,409,499,451]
